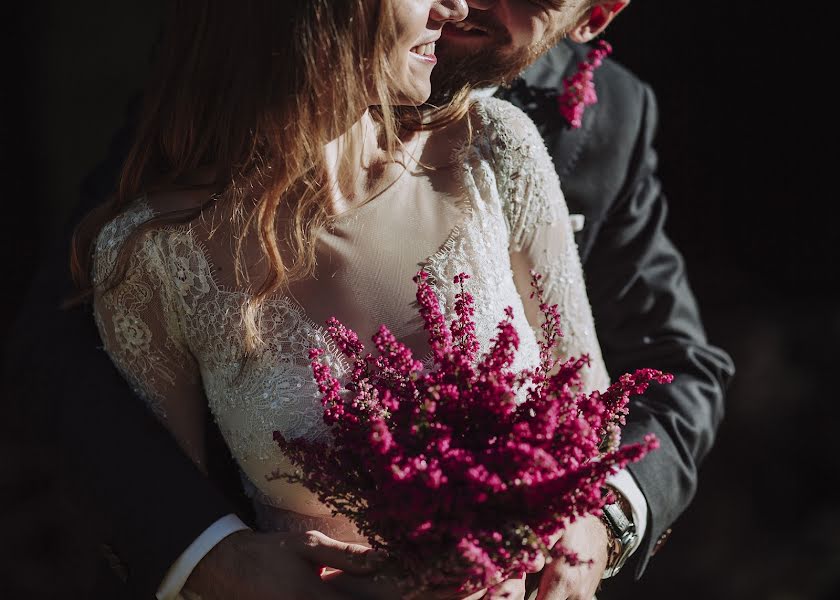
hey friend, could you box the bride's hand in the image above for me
[183,529,387,600]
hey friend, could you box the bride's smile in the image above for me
[409,40,438,63]
[387,0,467,104]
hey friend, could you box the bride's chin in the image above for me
[390,74,432,106]
[392,90,432,106]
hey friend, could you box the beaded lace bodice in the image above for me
[93,98,609,540]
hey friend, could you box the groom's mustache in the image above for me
[451,11,512,45]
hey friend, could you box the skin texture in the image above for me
[388,0,470,104]
[325,0,469,231]
[184,529,391,600]
[430,0,626,101]
[534,516,610,600]
[442,0,573,56]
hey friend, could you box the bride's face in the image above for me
[386,0,468,105]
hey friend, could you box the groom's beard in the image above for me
[429,10,567,106]
[429,35,557,107]
[429,42,532,105]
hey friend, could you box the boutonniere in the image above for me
[557,40,612,129]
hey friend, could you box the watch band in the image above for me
[600,499,638,578]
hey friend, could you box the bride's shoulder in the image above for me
[93,186,217,284]
[463,96,553,182]
[99,185,217,242]
[469,95,528,125]
[420,97,543,169]
[469,96,542,146]
[93,196,156,259]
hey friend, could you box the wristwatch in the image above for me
[600,496,638,578]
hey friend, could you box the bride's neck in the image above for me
[322,109,403,216]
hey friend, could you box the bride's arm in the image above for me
[93,226,208,469]
[471,97,626,599]
[478,98,610,394]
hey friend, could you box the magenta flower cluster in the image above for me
[273,271,669,593]
[557,40,613,129]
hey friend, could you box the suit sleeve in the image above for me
[582,84,735,578]
[1,114,238,599]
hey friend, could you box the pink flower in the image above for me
[273,269,667,592]
[557,40,613,129]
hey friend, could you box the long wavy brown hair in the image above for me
[72,0,471,351]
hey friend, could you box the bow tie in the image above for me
[495,77,570,132]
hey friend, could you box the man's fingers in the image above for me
[483,575,526,600]
[324,572,404,600]
[290,530,385,574]
[527,553,547,573]
[327,571,482,600]
[304,575,370,600]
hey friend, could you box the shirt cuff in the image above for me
[156,513,251,600]
[605,468,648,559]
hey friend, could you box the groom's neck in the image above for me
[519,41,575,88]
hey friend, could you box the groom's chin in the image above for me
[429,53,494,104]
[428,56,522,107]
[431,37,544,104]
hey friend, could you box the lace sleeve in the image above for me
[478,97,610,393]
[92,211,208,468]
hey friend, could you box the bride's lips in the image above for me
[410,36,440,65]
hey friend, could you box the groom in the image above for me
[434,1,735,598]
[3,1,733,599]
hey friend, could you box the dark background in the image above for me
[604,3,839,599]
[2,2,837,599]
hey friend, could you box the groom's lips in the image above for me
[441,22,494,43]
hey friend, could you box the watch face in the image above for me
[603,502,634,536]
[601,502,638,578]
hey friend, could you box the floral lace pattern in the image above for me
[93,96,608,523]
[475,99,602,365]
[93,205,193,419]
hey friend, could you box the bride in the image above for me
[74,0,609,598]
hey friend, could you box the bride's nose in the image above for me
[430,0,469,24]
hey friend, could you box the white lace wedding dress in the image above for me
[92,97,610,546]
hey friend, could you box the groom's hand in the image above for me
[482,574,528,599]
[324,563,531,599]
[183,529,386,600]
[534,515,609,600]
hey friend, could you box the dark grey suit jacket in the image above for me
[500,40,735,578]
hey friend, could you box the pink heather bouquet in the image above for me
[273,271,670,593]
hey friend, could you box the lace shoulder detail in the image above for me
[92,199,195,418]
[470,95,545,155]
[470,96,564,253]
[92,200,155,287]
[93,199,342,471]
